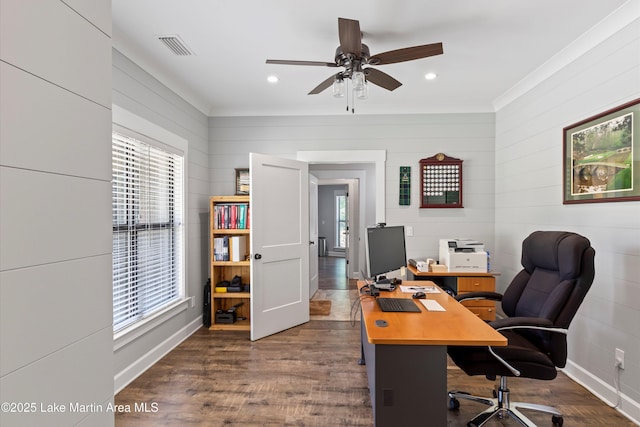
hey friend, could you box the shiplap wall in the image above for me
[0,1,113,426]
[111,49,210,390]
[209,113,495,270]
[494,15,640,422]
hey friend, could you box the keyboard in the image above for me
[377,298,421,312]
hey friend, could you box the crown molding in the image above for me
[493,0,639,111]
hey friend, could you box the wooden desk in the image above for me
[359,280,506,427]
[407,264,499,320]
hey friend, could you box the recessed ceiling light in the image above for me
[267,75,279,83]
[425,72,437,80]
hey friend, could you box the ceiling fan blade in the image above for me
[266,59,338,67]
[364,68,402,91]
[338,18,362,57]
[370,42,443,65]
[308,74,340,95]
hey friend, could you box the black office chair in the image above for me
[447,231,595,427]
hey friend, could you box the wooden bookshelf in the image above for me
[209,195,251,331]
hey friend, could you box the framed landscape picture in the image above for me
[563,98,640,204]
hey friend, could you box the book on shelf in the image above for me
[213,236,229,261]
[213,235,248,262]
[214,203,250,230]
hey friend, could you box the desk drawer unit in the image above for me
[457,277,496,321]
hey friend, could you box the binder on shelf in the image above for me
[230,236,248,262]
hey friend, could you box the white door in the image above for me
[309,174,319,297]
[250,153,309,341]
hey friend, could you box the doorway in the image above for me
[317,183,349,284]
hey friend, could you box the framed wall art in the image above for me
[235,168,250,195]
[563,98,640,204]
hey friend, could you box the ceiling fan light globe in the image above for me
[352,71,365,91]
[332,79,345,98]
[355,82,368,100]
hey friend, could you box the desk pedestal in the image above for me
[361,321,447,426]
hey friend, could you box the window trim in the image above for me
[112,105,188,343]
[334,190,347,250]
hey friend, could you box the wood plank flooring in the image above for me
[318,256,349,290]
[115,322,634,426]
[115,257,634,426]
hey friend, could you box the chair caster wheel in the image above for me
[552,415,564,426]
[448,397,460,410]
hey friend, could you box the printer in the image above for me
[439,239,488,273]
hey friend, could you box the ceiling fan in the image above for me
[266,17,443,96]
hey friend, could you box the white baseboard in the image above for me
[114,317,203,394]
[562,360,640,425]
[326,251,344,257]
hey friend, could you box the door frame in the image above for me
[297,150,386,279]
[296,150,386,224]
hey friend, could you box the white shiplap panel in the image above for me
[112,50,209,145]
[0,328,113,427]
[0,0,111,106]
[0,255,112,376]
[0,62,111,180]
[209,113,496,264]
[60,0,112,36]
[0,167,111,271]
[495,16,640,411]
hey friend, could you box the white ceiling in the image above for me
[112,0,630,117]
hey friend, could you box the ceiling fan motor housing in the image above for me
[335,44,371,72]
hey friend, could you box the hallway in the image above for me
[312,256,358,321]
[318,255,350,290]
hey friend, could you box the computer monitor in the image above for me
[365,225,407,281]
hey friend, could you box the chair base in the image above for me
[448,377,564,427]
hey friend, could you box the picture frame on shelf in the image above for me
[563,98,640,204]
[235,168,249,195]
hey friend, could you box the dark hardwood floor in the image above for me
[115,323,633,426]
[318,255,350,290]
[115,257,634,426]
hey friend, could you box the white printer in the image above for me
[439,239,488,273]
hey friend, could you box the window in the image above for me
[112,130,184,333]
[335,192,347,249]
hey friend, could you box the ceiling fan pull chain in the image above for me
[346,78,350,112]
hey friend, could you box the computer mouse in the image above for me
[412,291,426,299]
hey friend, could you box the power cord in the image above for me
[611,360,623,408]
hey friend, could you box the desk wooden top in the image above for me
[407,264,500,277]
[359,280,507,347]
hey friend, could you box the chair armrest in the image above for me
[455,291,503,302]
[490,316,567,335]
[487,317,567,377]
[490,316,553,329]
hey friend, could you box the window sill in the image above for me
[114,298,190,351]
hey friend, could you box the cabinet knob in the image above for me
[254,253,262,260]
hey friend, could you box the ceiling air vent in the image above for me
[158,35,194,56]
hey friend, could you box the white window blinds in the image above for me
[112,131,184,332]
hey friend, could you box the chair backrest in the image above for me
[501,231,595,366]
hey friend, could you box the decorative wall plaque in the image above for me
[399,166,411,206]
[420,153,463,208]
